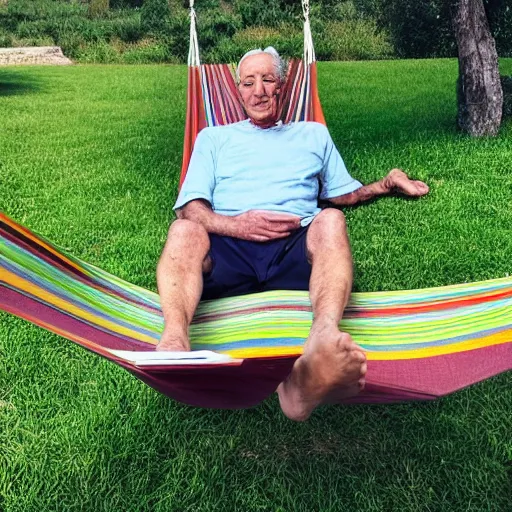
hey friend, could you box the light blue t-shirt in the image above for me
[174,120,362,225]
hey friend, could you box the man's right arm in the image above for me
[177,200,301,242]
[176,129,300,241]
[177,199,239,237]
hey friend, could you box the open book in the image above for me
[108,349,241,367]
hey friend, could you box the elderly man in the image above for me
[157,47,429,421]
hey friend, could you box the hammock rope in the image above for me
[302,0,315,65]
[0,3,510,409]
[187,0,200,67]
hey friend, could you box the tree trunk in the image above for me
[453,0,503,136]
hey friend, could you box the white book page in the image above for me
[108,349,237,366]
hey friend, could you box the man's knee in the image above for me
[311,209,347,237]
[164,219,210,255]
[307,209,348,255]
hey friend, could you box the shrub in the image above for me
[194,17,393,64]
[234,0,299,28]
[352,0,382,19]
[166,7,243,64]
[111,0,143,7]
[206,36,244,63]
[371,0,511,59]
[0,0,85,32]
[14,19,48,39]
[59,32,86,59]
[3,0,84,22]
[141,0,170,34]
[315,19,393,61]
[53,18,108,44]
[74,39,119,63]
[15,15,144,49]
[73,37,179,64]
[167,10,189,62]
[488,3,512,57]
[197,10,242,60]
[121,38,176,63]
[229,25,302,60]
[0,28,14,47]
[320,0,359,21]
[112,14,143,43]
[89,0,110,19]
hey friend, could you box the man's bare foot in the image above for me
[156,325,190,352]
[277,325,367,421]
[386,168,429,197]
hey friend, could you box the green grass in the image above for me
[1,60,512,511]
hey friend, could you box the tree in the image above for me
[452,0,503,136]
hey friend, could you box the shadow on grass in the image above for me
[0,70,44,96]
[89,374,511,510]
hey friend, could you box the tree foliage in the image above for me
[1,0,511,62]
[356,0,512,58]
[377,0,456,58]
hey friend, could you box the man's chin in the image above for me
[248,112,279,127]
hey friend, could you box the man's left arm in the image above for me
[318,126,429,207]
[326,168,429,207]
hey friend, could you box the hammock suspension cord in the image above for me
[188,0,200,67]
[302,0,315,66]
[188,0,316,67]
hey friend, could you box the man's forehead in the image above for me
[239,53,276,78]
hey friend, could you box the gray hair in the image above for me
[235,47,287,85]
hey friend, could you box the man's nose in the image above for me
[253,79,265,96]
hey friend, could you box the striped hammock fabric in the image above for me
[1,212,511,408]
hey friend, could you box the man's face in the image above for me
[238,53,281,127]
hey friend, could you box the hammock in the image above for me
[1,1,511,409]
[2,212,512,408]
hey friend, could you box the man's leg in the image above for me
[277,209,367,421]
[156,219,211,351]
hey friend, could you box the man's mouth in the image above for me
[252,101,269,109]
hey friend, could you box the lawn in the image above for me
[1,59,511,511]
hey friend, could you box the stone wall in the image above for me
[0,47,73,65]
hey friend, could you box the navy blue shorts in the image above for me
[201,227,311,300]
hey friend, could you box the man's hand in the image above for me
[234,210,301,242]
[178,201,301,240]
[384,169,429,197]
[327,168,429,207]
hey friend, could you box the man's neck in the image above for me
[249,118,280,129]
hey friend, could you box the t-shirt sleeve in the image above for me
[319,127,362,199]
[174,129,216,210]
